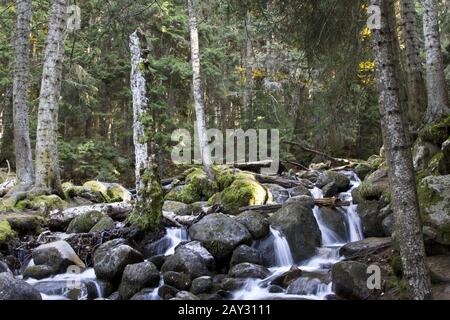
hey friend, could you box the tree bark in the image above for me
[0,90,14,168]
[371,0,432,300]
[187,0,214,180]
[398,0,427,130]
[421,0,450,124]
[34,0,67,196]
[12,0,34,188]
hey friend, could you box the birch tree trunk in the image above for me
[187,0,214,180]
[34,0,67,196]
[421,0,450,124]
[129,29,163,231]
[12,0,34,188]
[398,0,427,130]
[371,0,432,300]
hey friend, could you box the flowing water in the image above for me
[25,171,363,300]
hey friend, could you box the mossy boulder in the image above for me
[417,175,450,245]
[219,178,268,215]
[23,265,55,280]
[66,211,104,234]
[163,201,190,215]
[89,216,115,233]
[14,195,66,213]
[418,115,450,146]
[354,162,375,180]
[6,214,46,235]
[0,221,16,244]
[107,184,132,202]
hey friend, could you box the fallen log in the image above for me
[283,141,352,165]
[232,160,274,173]
[162,211,196,227]
[239,197,352,213]
[49,202,133,228]
[255,174,313,189]
[281,160,310,171]
[0,178,16,197]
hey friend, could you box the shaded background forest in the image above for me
[0,0,449,186]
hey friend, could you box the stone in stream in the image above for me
[23,265,55,280]
[331,261,375,300]
[285,195,315,208]
[161,245,211,279]
[235,211,270,239]
[189,213,252,260]
[220,277,247,291]
[316,171,350,192]
[93,238,143,283]
[118,261,160,300]
[148,255,166,270]
[163,201,189,216]
[130,288,155,300]
[230,245,263,267]
[32,240,86,273]
[339,237,392,258]
[163,271,191,291]
[190,276,213,295]
[264,184,290,204]
[289,185,312,198]
[427,255,450,283]
[286,277,325,296]
[271,266,303,288]
[356,200,390,237]
[0,273,42,300]
[158,284,179,300]
[173,291,200,300]
[229,262,271,279]
[177,241,214,268]
[66,210,104,234]
[321,182,339,198]
[320,207,348,241]
[269,202,321,262]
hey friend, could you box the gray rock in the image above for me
[269,203,321,262]
[163,201,190,216]
[93,239,143,283]
[130,288,155,300]
[427,255,450,283]
[119,261,160,300]
[382,214,394,236]
[66,211,104,234]
[331,261,374,300]
[23,265,55,280]
[264,184,290,204]
[0,273,42,300]
[289,185,312,198]
[286,277,325,296]
[316,171,350,192]
[413,139,440,171]
[229,263,270,279]
[271,266,303,288]
[432,284,450,300]
[161,246,210,279]
[356,200,390,237]
[285,195,315,208]
[319,207,348,241]
[339,237,392,257]
[163,271,191,291]
[89,216,115,233]
[174,291,200,300]
[189,213,252,260]
[190,276,213,295]
[235,211,270,239]
[32,240,85,273]
[158,284,179,300]
[176,241,214,268]
[221,277,246,291]
[230,245,263,267]
[322,182,339,198]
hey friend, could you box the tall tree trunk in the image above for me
[129,29,163,231]
[242,12,254,130]
[187,0,214,180]
[421,0,450,124]
[398,0,427,131]
[34,0,67,196]
[0,90,14,168]
[371,0,432,300]
[12,0,34,188]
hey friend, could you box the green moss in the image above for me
[66,210,104,233]
[83,181,110,202]
[89,216,115,233]
[386,278,411,300]
[0,197,18,212]
[220,178,267,215]
[207,192,221,206]
[354,162,373,180]
[0,221,16,244]
[357,180,386,201]
[417,179,444,216]
[107,184,130,202]
[367,155,383,170]
[165,183,201,204]
[29,195,66,212]
[419,115,450,146]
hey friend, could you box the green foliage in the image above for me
[0,221,16,244]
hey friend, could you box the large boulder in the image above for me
[89,216,115,233]
[271,266,303,288]
[235,211,270,239]
[264,184,289,204]
[66,211,104,234]
[319,207,348,241]
[230,245,263,267]
[23,265,55,280]
[413,139,441,172]
[118,261,160,300]
[427,255,450,283]
[229,263,271,279]
[269,203,321,262]
[316,171,350,192]
[82,181,132,203]
[356,201,390,237]
[163,271,191,291]
[339,237,392,258]
[163,201,190,216]
[190,276,213,295]
[32,240,85,273]
[189,213,252,260]
[0,273,42,300]
[286,277,326,296]
[93,239,143,283]
[219,177,268,215]
[331,261,373,300]
[161,245,211,279]
[418,175,450,245]
[176,241,214,268]
[289,185,312,198]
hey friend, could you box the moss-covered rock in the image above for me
[107,184,132,202]
[354,162,374,180]
[83,181,110,202]
[0,221,16,244]
[89,216,115,233]
[220,178,268,215]
[418,115,450,146]
[30,195,66,213]
[417,175,450,245]
[66,211,104,234]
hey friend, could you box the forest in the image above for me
[0,0,449,302]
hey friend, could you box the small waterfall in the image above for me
[270,227,294,267]
[338,171,364,242]
[163,227,189,256]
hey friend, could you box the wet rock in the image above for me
[0,273,42,300]
[161,245,210,279]
[382,214,394,236]
[269,203,321,262]
[197,292,224,300]
[6,214,44,235]
[174,291,200,300]
[322,182,339,198]
[89,216,115,233]
[316,171,350,192]
[235,211,270,239]
[119,261,160,300]
[427,255,450,283]
[163,201,190,216]
[66,211,104,234]
[148,255,166,270]
[190,276,213,295]
[93,239,143,283]
[158,284,179,300]
[268,285,284,293]
[230,245,263,267]
[264,184,289,204]
[271,266,303,288]
[289,185,312,198]
[285,195,315,208]
[221,277,246,291]
[286,277,325,296]
[229,263,270,279]
[23,265,55,280]
[356,200,390,237]
[107,291,120,300]
[432,284,450,300]
[176,241,214,268]
[163,271,191,291]
[332,261,373,300]
[339,237,392,258]
[33,240,85,273]
[130,288,155,300]
[189,213,252,260]
[319,207,348,241]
